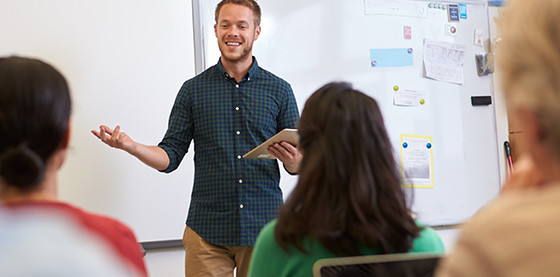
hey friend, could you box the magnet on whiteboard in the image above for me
[371,60,377,67]
[420,99,425,105]
[403,142,408,148]
[445,24,457,36]
[426,143,432,149]
[393,85,399,91]
[408,48,413,54]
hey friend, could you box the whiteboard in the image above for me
[195,0,502,226]
[1,0,196,242]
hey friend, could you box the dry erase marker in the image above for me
[504,141,513,174]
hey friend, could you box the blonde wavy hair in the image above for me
[499,0,560,158]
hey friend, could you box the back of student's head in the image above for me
[276,82,420,256]
[498,0,560,159]
[0,56,71,190]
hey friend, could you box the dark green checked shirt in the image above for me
[158,58,299,246]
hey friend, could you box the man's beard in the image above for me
[220,43,253,64]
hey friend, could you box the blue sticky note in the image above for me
[448,4,459,22]
[459,4,467,19]
[489,0,507,6]
[370,48,413,68]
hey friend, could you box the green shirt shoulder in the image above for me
[248,219,444,277]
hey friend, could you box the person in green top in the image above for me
[248,82,444,277]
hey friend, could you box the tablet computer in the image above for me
[243,129,299,159]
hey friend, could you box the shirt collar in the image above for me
[216,56,260,81]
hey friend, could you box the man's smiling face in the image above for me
[214,3,261,64]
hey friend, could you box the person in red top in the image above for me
[0,56,148,277]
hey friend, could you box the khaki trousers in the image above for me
[183,226,254,277]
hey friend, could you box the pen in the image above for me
[504,141,514,174]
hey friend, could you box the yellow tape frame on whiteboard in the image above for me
[400,134,434,189]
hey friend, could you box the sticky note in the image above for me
[459,4,467,19]
[370,48,413,68]
[474,29,483,46]
[404,26,412,40]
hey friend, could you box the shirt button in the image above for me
[237,155,242,160]
[236,131,240,135]
[239,179,243,184]
[240,204,244,209]
[235,107,239,111]
[235,84,239,88]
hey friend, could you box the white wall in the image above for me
[1,2,197,274]
[145,248,185,277]
[1,0,197,243]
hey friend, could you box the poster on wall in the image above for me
[401,134,434,188]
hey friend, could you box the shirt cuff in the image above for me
[283,164,298,176]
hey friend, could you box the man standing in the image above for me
[92,1,301,276]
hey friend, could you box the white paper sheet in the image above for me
[394,88,427,107]
[423,39,466,85]
[401,134,434,188]
[364,0,428,18]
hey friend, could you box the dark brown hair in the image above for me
[215,0,261,27]
[275,82,421,256]
[0,56,71,190]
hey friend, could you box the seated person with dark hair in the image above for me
[248,82,444,277]
[0,56,147,277]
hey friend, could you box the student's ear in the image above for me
[520,108,545,143]
[512,107,550,162]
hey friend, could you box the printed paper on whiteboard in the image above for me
[364,0,428,17]
[423,39,466,85]
[394,88,427,107]
[401,134,434,188]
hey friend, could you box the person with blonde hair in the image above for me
[436,0,560,276]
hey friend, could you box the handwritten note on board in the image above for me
[423,39,466,84]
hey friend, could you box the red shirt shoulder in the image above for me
[4,201,147,276]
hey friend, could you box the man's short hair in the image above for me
[215,0,262,27]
